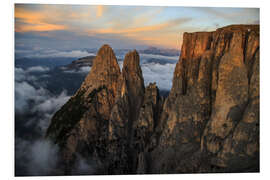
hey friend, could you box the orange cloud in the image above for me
[15,6,67,32]
[132,8,164,27]
[138,33,183,49]
[14,5,188,48]
[88,24,166,34]
[88,18,190,34]
[86,17,189,48]
[96,5,104,17]
[16,24,67,33]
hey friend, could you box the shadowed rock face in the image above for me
[109,50,145,140]
[108,50,145,174]
[46,25,259,175]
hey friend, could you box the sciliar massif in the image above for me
[46,24,260,174]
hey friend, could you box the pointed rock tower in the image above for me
[108,50,145,173]
[46,44,121,174]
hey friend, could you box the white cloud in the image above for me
[27,140,59,175]
[118,59,176,91]
[118,58,176,91]
[79,66,91,73]
[49,50,95,58]
[15,67,37,82]
[15,67,25,81]
[15,67,71,131]
[63,66,91,74]
[34,90,70,114]
[118,61,123,70]
[19,88,70,133]
[15,67,50,112]
[15,137,60,176]
[29,140,59,175]
[140,53,179,61]
[28,49,96,58]
[26,66,50,73]
[141,62,176,91]
[15,81,46,112]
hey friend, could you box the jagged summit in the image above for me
[78,44,120,99]
[96,44,116,60]
[121,49,145,118]
[123,50,141,72]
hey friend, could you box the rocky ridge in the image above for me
[46,24,259,174]
[62,56,95,70]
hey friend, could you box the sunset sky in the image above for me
[15,4,259,53]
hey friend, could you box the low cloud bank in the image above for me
[15,65,96,176]
[140,53,179,61]
[15,67,70,176]
[26,66,50,73]
[19,49,96,58]
[142,62,176,91]
[15,81,47,113]
[15,137,60,176]
[118,56,177,91]
[34,91,70,114]
[28,140,59,175]
[45,50,95,58]
[15,67,37,82]
[63,66,91,74]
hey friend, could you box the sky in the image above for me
[15,4,259,54]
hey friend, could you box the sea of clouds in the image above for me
[15,66,71,175]
[16,49,96,59]
[62,66,91,74]
[118,53,177,91]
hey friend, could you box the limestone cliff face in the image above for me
[46,25,259,175]
[149,25,259,173]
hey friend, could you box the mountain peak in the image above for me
[80,44,120,94]
[97,44,114,55]
[123,50,141,74]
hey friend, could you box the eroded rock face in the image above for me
[201,26,259,172]
[133,82,164,173]
[108,50,145,174]
[46,25,259,175]
[109,50,145,140]
[149,25,259,173]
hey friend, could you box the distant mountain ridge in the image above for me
[139,46,180,56]
[61,56,96,70]
[84,46,180,57]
